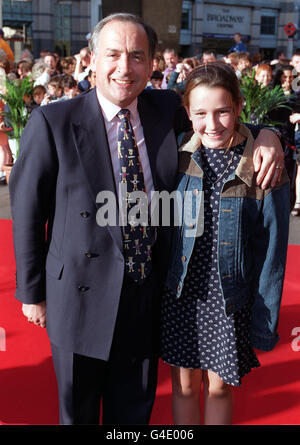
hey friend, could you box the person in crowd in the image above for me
[255,63,273,88]
[32,84,47,106]
[37,48,50,62]
[146,70,164,89]
[202,50,217,63]
[290,160,300,216]
[0,69,12,185]
[54,52,63,74]
[23,91,36,115]
[20,45,34,63]
[228,32,247,53]
[161,61,289,425]
[270,65,300,206]
[251,53,262,68]
[61,75,79,99]
[272,65,295,95]
[152,52,165,72]
[0,56,10,76]
[17,60,33,79]
[236,52,252,78]
[77,69,96,92]
[289,49,300,210]
[161,48,178,89]
[167,58,196,95]
[9,12,284,426]
[223,52,239,72]
[31,60,51,88]
[290,52,300,214]
[270,51,288,70]
[73,47,91,82]
[41,75,64,105]
[0,28,14,62]
[289,111,300,215]
[87,69,97,89]
[60,56,76,77]
[290,49,300,78]
[44,53,60,77]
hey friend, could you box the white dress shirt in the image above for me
[96,89,154,204]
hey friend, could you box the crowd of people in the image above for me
[1,32,300,214]
[149,45,300,215]
[0,15,293,426]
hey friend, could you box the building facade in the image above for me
[181,0,300,59]
[1,0,300,61]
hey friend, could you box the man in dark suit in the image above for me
[9,13,284,425]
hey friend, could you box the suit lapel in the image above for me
[138,93,177,193]
[138,94,161,191]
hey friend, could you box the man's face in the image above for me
[90,20,153,108]
[80,49,91,67]
[163,51,178,69]
[44,55,56,70]
[291,55,300,74]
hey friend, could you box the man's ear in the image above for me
[147,59,154,80]
[90,52,96,72]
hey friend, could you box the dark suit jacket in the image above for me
[9,87,188,360]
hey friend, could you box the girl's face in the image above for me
[186,85,241,149]
[281,70,294,91]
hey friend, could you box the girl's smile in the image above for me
[186,85,243,149]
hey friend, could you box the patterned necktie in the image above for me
[117,109,152,284]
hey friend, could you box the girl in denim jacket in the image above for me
[161,62,290,425]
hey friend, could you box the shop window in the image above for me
[54,3,71,56]
[261,16,276,35]
[181,0,192,31]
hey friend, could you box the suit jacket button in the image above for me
[85,252,92,258]
[80,211,90,218]
[78,285,88,292]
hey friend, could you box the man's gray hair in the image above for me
[89,12,157,60]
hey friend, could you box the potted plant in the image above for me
[239,69,292,125]
[0,76,33,182]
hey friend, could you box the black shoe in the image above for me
[0,176,6,186]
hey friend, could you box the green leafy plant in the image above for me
[0,76,33,160]
[239,69,292,125]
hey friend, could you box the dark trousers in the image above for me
[51,273,161,425]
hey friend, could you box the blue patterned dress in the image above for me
[161,141,260,386]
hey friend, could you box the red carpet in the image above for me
[0,219,300,425]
